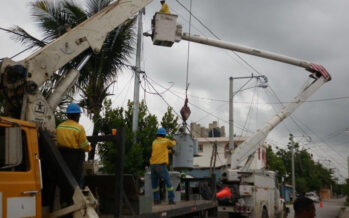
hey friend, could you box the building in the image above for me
[190,121,225,138]
[193,136,267,170]
[280,184,293,202]
[187,121,267,180]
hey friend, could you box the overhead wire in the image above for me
[192,77,253,125]
[266,85,347,170]
[174,0,264,76]
[263,88,338,164]
[145,74,253,133]
[168,1,348,178]
[145,75,346,178]
[240,80,258,137]
[144,74,230,167]
[184,0,192,97]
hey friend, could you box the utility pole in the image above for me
[228,75,267,167]
[132,10,144,135]
[229,77,234,161]
[290,134,296,202]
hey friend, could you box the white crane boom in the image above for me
[148,13,331,169]
[0,2,152,217]
[0,0,152,133]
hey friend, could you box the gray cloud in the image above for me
[1,0,348,180]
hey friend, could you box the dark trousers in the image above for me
[58,147,85,205]
[150,164,174,202]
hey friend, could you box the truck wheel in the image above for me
[262,208,269,218]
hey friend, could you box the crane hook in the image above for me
[180,97,191,123]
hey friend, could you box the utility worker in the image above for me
[149,127,176,205]
[159,0,170,14]
[56,103,91,205]
[293,196,316,218]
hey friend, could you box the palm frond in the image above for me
[8,26,46,48]
[63,1,88,26]
[31,0,73,39]
[86,0,113,16]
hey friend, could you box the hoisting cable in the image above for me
[180,0,192,125]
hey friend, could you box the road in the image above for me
[287,198,345,218]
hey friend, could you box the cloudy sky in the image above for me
[1,0,348,181]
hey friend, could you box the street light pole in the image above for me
[228,74,268,166]
[229,77,234,157]
[290,134,296,202]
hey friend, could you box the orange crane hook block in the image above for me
[180,98,191,122]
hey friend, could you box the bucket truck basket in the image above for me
[152,13,182,47]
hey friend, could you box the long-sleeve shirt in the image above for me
[159,3,170,14]
[150,137,176,165]
[56,119,91,152]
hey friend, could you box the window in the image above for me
[199,144,203,152]
[0,127,29,171]
[262,150,265,161]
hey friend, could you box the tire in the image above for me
[262,207,269,218]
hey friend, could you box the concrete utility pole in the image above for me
[228,75,267,166]
[132,10,144,135]
[229,77,234,154]
[290,134,296,202]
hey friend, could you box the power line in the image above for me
[153,2,347,176]
[145,76,347,178]
[145,74,254,134]
[167,88,349,104]
[174,1,347,171]
[174,0,264,77]
[240,80,258,136]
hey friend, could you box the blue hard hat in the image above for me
[157,127,167,135]
[66,103,82,114]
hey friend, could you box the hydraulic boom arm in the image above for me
[148,13,331,169]
[0,0,152,133]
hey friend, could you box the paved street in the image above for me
[287,198,345,218]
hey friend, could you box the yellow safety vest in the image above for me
[56,120,91,151]
[150,137,176,165]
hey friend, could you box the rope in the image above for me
[185,0,192,98]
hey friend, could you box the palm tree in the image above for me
[8,0,136,159]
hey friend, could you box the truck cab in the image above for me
[0,117,42,218]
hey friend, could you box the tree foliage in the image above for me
[97,100,157,175]
[97,100,180,175]
[267,134,336,194]
[161,107,179,138]
[266,145,286,182]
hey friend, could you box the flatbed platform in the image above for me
[99,200,216,218]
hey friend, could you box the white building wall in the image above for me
[193,137,267,170]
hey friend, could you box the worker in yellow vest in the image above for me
[149,127,176,205]
[56,103,91,205]
[159,0,170,14]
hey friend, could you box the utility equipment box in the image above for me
[173,133,194,169]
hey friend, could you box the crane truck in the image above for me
[0,1,331,217]
[0,0,153,217]
[146,12,331,218]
